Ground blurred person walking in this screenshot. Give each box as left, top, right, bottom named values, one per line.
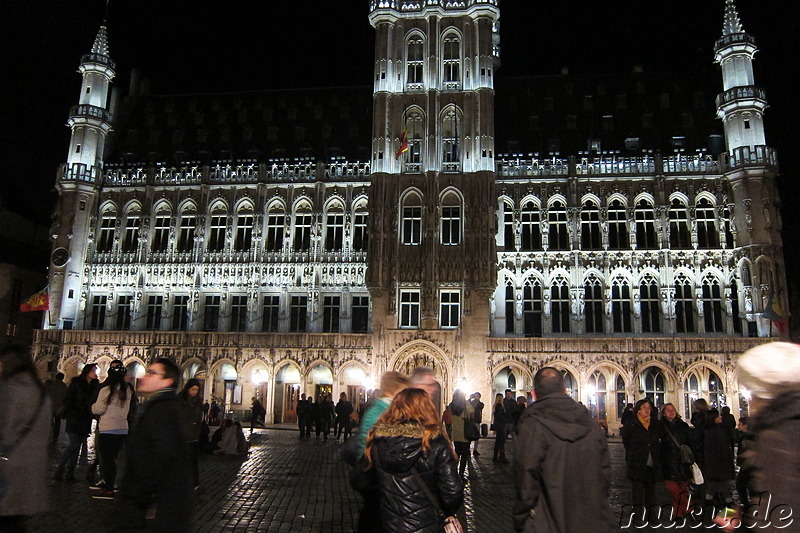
left=621, top=399, right=662, bottom=525
left=53, top=363, right=98, bottom=482
left=335, top=392, right=354, bottom=440
left=513, top=367, right=612, bottom=533
left=352, top=387, right=463, bottom=533
left=90, top=359, right=136, bottom=499
left=701, top=408, right=735, bottom=511
left=0, top=346, right=52, bottom=533
left=448, top=388, right=475, bottom=479
left=45, top=372, right=67, bottom=442
left=296, top=393, right=309, bottom=438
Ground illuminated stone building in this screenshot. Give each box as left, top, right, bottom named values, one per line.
left=36, top=0, right=784, bottom=432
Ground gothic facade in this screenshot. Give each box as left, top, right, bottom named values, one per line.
left=35, top=0, right=783, bottom=433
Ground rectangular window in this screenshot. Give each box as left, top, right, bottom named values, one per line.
left=116, top=295, right=132, bottom=330
left=146, top=295, right=163, bottom=331
left=230, top=295, right=248, bottom=332
left=584, top=283, right=604, bottom=333
left=151, top=215, right=171, bottom=252
left=172, top=295, right=189, bottom=331
left=177, top=215, right=196, bottom=253
left=402, top=207, right=422, bottom=245
left=702, top=284, right=724, bottom=333
left=640, top=283, right=661, bottom=333
left=669, top=203, right=691, bottom=249
left=521, top=208, right=541, bottom=251
left=208, top=215, right=226, bottom=252
left=551, top=284, right=570, bottom=334
left=352, top=296, right=369, bottom=333
left=439, top=291, right=460, bottom=328
left=90, top=295, right=107, bottom=329
left=322, top=296, right=341, bottom=333
left=122, top=217, right=140, bottom=253
left=262, top=295, right=280, bottom=332
left=505, top=285, right=515, bottom=335
left=353, top=214, right=368, bottom=252
left=635, top=208, right=657, bottom=249
left=611, top=284, right=632, bottom=333
left=293, top=214, right=312, bottom=251
left=290, top=295, right=308, bottom=332
left=675, top=284, right=695, bottom=333
left=266, top=214, right=285, bottom=251
left=523, top=285, right=542, bottom=337
left=399, top=290, right=420, bottom=328
left=548, top=207, right=569, bottom=251
left=203, top=295, right=221, bottom=332
left=503, top=207, right=515, bottom=251
left=325, top=214, right=344, bottom=251
left=95, top=216, right=115, bottom=253
left=441, top=207, right=460, bottom=245
left=234, top=215, right=253, bottom=252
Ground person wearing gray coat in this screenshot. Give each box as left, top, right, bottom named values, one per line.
left=0, top=346, right=52, bottom=532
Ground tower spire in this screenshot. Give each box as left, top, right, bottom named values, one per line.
left=90, top=24, right=110, bottom=57
left=722, top=0, right=743, bottom=36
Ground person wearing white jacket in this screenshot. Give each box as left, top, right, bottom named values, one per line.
left=91, top=360, right=136, bottom=500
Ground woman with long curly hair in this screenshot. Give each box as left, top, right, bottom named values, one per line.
left=352, top=387, right=463, bottom=533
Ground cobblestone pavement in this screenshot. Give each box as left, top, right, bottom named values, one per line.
left=28, top=428, right=710, bottom=532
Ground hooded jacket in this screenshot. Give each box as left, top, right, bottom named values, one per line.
left=351, top=422, right=463, bottom=533
left=513, top=394, right=612, bottom=533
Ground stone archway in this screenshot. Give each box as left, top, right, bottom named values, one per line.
left=391, top=341, right=450, bottom=412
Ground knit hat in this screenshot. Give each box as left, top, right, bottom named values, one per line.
left=737, top=342, right=800, bottom=400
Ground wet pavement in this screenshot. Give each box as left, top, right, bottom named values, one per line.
left=28, top=428, right=720, bottom=532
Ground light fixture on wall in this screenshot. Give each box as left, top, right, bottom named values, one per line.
left=252, top=369, right=266, bottom=386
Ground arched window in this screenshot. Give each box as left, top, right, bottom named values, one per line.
left=674, top=272, right=695, bottom=333
left=548, top=201, right=569, bottom=250
left=741, top=262, right=753, bottom=287
left=580, top=200, right=601, bottom=250
left=587, top=370, right=607, bottom=421
left=504, top=282, right=515, bottom=335
left=402, top=192, right=422, bottom=245
left=683, top=373, right=700, bottom=419
left=521, top=201, right=541, bottom=251
left=176, top=204, right=197, bottom=254
left=730, top=279, right=742, bottom=334
left=406, top=35, right=424, bottom=88
left=442, top=32, right=461, bottom=88
left=325, top=202, right=345, bottom=251
left=696, top=198, right=718, bottom=248
left=669, top=198, right=691, bottom=249
left=701, top=274, right=724, bottom=333
left=442, top=108, right=460, bottom=168
left=265, top=204, right=285, bottom=252
left=440, top=192, right=461, bottom=246
left=640, top=273, right=661, bottom=333
left=550, top=275, right=570, bottom=334
left=403, top=109, right=424, bottom=167
left=635, top=199, right=657, bottom=249
left=608, top=199, right=629, bottom=249
left=151, top=204, right=171, bottom=253
left=122, top=207, right=141, bottom=254
left=207, top=204, right=227, bottom=252
left=97, top=207, right=117, bottom=253
left=523, top=279, right=542, bottom=338
left=502, top=202, right=515, bottom=251
left=292, top=202, right=312, bottom=251
left=584, top=274, right=604, bottom=333
left=615, top=374, right=627, bottom=420
left=352, top=201, right=369, bottom=252
left=708, top=370, right=725, bottom=409
left=561, top=370, right=577, bottom=401
left=611, top=275, right=632, bottom=333
left=641, top=367, right=665, bottom=408
left=234, top=204, right=254, bottom=252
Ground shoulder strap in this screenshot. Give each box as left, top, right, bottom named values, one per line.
left=662, top=422, right=681, bottom=448
left=1, top=387, right=46, bottom=460
left=410, top=466, right=443, bottom=513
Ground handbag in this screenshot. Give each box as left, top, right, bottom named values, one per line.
left=409, top=466, right=464, bottom=533
left=663, top=423, right=694, bottom=464
left=463, top=416, right=480, bottom=442
left=690, top=462, right=704, bottom=485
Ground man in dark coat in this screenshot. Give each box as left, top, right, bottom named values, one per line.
left=296, top=393, right=309, bottom=438
left=54, top=364, right=98, bottom=481
left=119, top=358, right=192, bottom=533
left=46, top=372, right=68, bottom=442
left=334, top=392, right=354, bottom=439
left=513, top=367, right=612, bottom=533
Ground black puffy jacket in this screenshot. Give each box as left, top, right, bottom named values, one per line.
left=660, top=417, right=693, bottom=482
left=621, top=416, right=663, bottom=482
left=351, top=422, right=463, bottom=533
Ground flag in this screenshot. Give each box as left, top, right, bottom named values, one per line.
left=763, top=293, right=788, bottom=333
left=395, top=128, right=409, bottom=159
left=20, top=287, right=49, bottom=312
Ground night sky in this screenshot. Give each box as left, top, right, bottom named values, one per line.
left=2, top=0, right=798, bottom=229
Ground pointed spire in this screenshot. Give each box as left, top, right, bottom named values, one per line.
left=722, top=0, right=744, bottom=36
left=91, top=25, right=110, bottom=57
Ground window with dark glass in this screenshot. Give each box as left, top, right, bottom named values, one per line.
left=203, top=295, right=221, bottom=332
left=90, top=295, right=107, bottom=329
left=640, top=279, right=661, bottom=333
left=581, top=201, right=601, bottom=250
left=208, top=213, right=227, bottom=252
left=172, top=295, right=189, bottom=331
left=441, top=206, right=461, bottom=245
left=122, top=216, right=140, bottom=253
left=322, top=296, right=341, bottom=333
left=402, top=206, right=422, bottom=245
left=230, top=295, right=248, bottom=332
left=584, top=277, right=604, bottom=333
left=293, top=213, right=312, bottom=251
left=352, top=296, right=369, bottom=333
left=722, top=207, right=735, bottom=248
left=325, top=213, right=344, bottom=251
left=551, top=281, right=570, bottom=334
left=440, top=291, right=460, bottom=328
left=521, top=202, right=541, bottom=250
left=442, top=34, right=461, bottom=85
left=505, top=284, right=515, bottom=335
left=730, top=280, right=742, bottom=334
left=261, top=295, right=280, bottom=332
left=400, top=290, right=420, bottom=328
left=266, top=213, right=285, bottom=251
left=503, top=204, right=515, bottom=251
left=674, top=278, right=695, bottom=333
left=696, top=198, right=718, bottom=248
left=234, top=214, right=253, bottom=252
left=702, top=278, right=724, bottom=333
left=97, top=214, right=116, bottom=253
left=642, top=367, right=666, bottom=408
left=151, top=215, right=170, bottom=252
left=523, top=283, right=542, bottom=337
left=116, top=295, right=132, bottom=330
left=611, top=279, right=632, bottom=333
left=607, top=200, right=628, bottom=249
left=635, top=200, right=657, bottom=249
left=548, top=202, right=569, bottom=250
left=353, top=213, right=368, bottom=252
left=146, top=295, right=163, bottom=330
left=442, top=109, right=460, bottom=164
left=669, top=199, right=691, bottom=249
left=177, top=215, right=196, bottom=253
left=406, top=37, right=424, bottom=86
left=289, top=295, right=308, bottom=332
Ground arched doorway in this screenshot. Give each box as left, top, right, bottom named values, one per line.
left=310, top=364, right=334, bottom=401
left=274, top=363, right=301, bottom=423
left=392, top=344, right=447, bottom=413
left=216, top=363, right=239, bottom=418
left=182, top=361, right=206, bottom=397
left=640, top=366, right=666, bottom=408
left=341, top=365, right=369, bottom=418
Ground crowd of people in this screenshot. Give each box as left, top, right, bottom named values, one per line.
left=2, top=341, right=800, bottom=532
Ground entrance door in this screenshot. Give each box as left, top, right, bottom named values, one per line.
left=283, top=384, right=300, bottom=424
left=347, top=385, right=366, bottom=422
left=315, top=384, right=332, bottom=400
